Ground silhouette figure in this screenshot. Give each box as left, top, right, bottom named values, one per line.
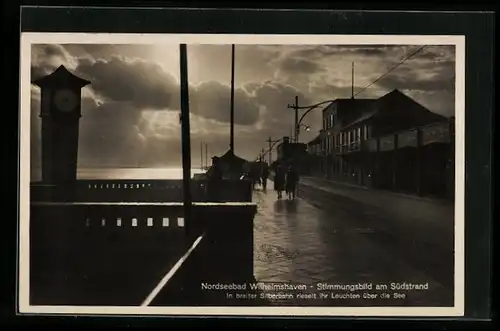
left=261, top=162, right=269, bottom=190
left=285, top=164, right=299, bottom=200
left=274, top=165, right=286, bottom=199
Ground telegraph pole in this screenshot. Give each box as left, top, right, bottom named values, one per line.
left=205, top=143, right=208, bottom=168
left=351, top=62, right=355, bottom=99
left=200, top=141, right=203, bottom=170
left=268, top=137, right=272, bottom=164
left=287, top=95, right=299, bottom=143
left=266, top=136, right=281, bottom=165
left=230, top=44, right=235, bottom=152
left=179, top=44, right=192, bottom=237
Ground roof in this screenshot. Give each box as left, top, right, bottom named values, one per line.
left=217, top=149, right=248, bottom=165
left=341, top=109, right=378, bottom=130
left=322, top=98, right=374, bottom=113
left=32, top=65, right=91, bottom=88
left=340, top=89, right=447, bottom=130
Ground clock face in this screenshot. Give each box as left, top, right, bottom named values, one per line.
left=54, top=89, right=78, bottom=112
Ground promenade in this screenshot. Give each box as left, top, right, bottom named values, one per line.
left=299, top=176, right=454, bottom=250
left=251, top=179, right=454, bottom=307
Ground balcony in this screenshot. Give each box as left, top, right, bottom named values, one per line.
left=335, top=141, right=362, bottom=155
left=361, top=120, right=453, bottom=153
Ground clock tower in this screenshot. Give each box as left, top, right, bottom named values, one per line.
left=32, top=65, right=91, bottom=186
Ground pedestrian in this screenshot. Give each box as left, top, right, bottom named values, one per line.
left=249, top=163, right=257, bottom=189
left=285, top=164, right=299, bottom=200
left=274, top=164, right=286, bottom=199
left=261, top=162, right=269, bottom=190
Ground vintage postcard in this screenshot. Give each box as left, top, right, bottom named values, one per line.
left=18, top=33, right=465, bottom=316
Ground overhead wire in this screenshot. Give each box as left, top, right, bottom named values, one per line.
left=257, top=45, right=431, bottom=159
left=354, top=45, right=428, bottom=97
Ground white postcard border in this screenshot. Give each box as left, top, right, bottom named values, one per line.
left=18, top=32, right=466, bottom=317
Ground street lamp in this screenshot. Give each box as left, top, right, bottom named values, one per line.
left=299, top=123, right=311, bottom=132
left=288, top=98, right=337, bottom=143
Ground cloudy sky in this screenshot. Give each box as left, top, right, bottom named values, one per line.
left=30, top=43, right=455, bottom=174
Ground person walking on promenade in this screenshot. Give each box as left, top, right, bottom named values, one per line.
left=261, top=162, right=270, bottom=190
left=274, top=164, right=286, bottom=199
left=285, top=164, right=299, bottom=200
left=250, top=163, right=261, bottom=190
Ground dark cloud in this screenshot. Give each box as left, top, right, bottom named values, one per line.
left=188, top=44, right=281, bottom=84
left=31, top=44, right=72, bottom=80
left=252, top=81, right=312, bottom=132
left=32, top=44, right=69, bottom=62
left=190, top=81, right=260, bottom=125
left=376, top=61, right=455, bottom=93
left=377, top=73, right=455, bottom=93
left=64, top=44, right=155, bottom=59
left=76, top=100, right=150, bottom=167
left=309, top=83, right=374, bottom=99
left=75, top=56, right=180, bottom=110
left=416, top=45, right=455, bottom=62
left=292, top=45, right=408, bottom=59
left=279, top=57, right=322, bottom=75
left=29, top=43, right=457, bottom=173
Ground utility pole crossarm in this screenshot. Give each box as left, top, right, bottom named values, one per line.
left=288, top=98, right=337, bottom=143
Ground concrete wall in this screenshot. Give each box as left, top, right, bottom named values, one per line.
left=29, top=202, right=257, bottom=306
left=149, top=204, right=260, bottom=306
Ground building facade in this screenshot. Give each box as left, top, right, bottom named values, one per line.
left=306, top=134, right=322, bottom=176
left=310, top=89, right=454, bottom=200
left=275, top=136, right=308, bottom=173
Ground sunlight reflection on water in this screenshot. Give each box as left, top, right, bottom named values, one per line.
left=31, top=168, right=204, bottom=181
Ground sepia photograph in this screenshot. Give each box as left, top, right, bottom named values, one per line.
left=18, top=33, right=465, bottom=316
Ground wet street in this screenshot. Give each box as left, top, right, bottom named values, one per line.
left=252, top=179, right=454, bottom=307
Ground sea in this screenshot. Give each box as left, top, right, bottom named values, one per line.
left=30, top=168, right=205, bottom=181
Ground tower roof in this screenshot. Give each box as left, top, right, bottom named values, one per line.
left=32, top=65, right=91, bottom=88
